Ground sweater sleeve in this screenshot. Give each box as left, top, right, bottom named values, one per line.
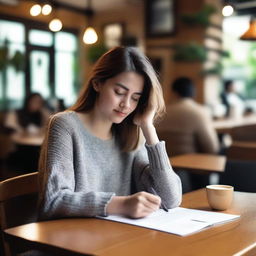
left=132, top=141, right=182, bottom=209
left=38, top=114, right=114, bottom=220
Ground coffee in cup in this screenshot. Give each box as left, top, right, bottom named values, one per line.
left=206, top=185, right=234, bottom=211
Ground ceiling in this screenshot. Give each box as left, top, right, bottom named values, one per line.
left=46, top=0, right=256, bottom=15
left=1, top=0, right=256, bottom=16
left=55, top=0, right=129, bottom=12
left=0, top=0, right=140, bottom=13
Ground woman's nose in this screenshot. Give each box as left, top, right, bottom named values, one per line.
left=120, top=97, right=130, bottom=109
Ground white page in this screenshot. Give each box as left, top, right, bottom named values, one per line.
left=98, top=207, right=240, bottom=236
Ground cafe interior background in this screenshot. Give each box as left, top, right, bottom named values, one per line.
left=0, top=0, right=256, bottom=181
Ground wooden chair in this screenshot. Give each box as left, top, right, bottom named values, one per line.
left=227, top=141, right=256, bottom=161
left=230, top=124, right=256, bottom=142
left=219, top=160, right=256, bottom=192
left=0, top=172, right=39, bottom=256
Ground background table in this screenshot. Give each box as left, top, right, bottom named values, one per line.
left=4, top=189, right=256, bottom=256
left=170, top=153, right=226, bottom=174
left=213, top=114, right=256, bottom=134
left=11, top=133, right=44, bottom=146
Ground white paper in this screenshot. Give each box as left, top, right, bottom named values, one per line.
left=98, top=207, right=240, bottom=236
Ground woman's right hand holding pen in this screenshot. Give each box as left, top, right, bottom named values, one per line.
left=106, top=192, right=161, bottom=218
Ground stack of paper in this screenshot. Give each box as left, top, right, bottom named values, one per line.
left=98, top=207, right=240, bottom=236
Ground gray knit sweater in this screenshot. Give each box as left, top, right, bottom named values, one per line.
left=38, top=111, right=182, bottom=220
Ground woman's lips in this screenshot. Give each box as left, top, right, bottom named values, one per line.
left=114, top=110, right=128, bottom=117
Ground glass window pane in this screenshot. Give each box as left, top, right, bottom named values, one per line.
left=0, top=19, right=25, bottom=44
left=29, top=29, right=53, bottom=47
left=6, top=43, right=25, bottom=106
left=0, top=20, right=25, bottom=109
left=55, top=52, right=76, bottom=106
left=223, top=15, right=256, bottom=98
left=30, top=50, right=50, bottom=98
left=6, top=68, right=25, bottom=108
left=55, top=32, right=77, bottom=52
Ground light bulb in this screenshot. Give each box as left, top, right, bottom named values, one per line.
left=30, top=4, right=41, bottom=16
left=83, top=27, right=98, bottom=44
left=42, top=4, right=52, bottom=15
left=222, top=5, right=234, bottom=17
left=49, top=18, right=63, bottom=32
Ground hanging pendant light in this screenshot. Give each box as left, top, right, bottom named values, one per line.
left=30, top=3, right=41, bottom=16
left=49, top=2, right=62, bottom=32
left=83, top=27, right=98, bottom=44
left=49, top=18, right=62, bottom=32
left=42, top=3, right=52, bottom=16
left=83, top=0, right=98, bottom=44
left=222, top=5, right=234, bottom=17
left=30, top=1, right=52, bottom=17
left=240, top=19, right=256, bottom=41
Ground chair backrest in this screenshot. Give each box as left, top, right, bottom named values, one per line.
left=227, top=141, right=256, bottom=161
left=157, top=130, right=195, bottom=157
left=230, top=124, right=256, bottom=142
left=0, top=172, right=39, bottom=255
left=219, top=160, right=256, bottom=192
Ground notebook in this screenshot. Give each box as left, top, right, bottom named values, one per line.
left=98, top=207, right=240, bottom=236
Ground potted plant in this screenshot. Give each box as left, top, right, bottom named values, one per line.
left=172, top=42, right=207, bottom=62
left=181, top=4, right=217, bottom=27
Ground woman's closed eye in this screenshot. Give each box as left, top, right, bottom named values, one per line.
left=114, top=88, right=141, bottom=102
left=132, top=95, right=141, bottom=102
left=114, top=89, right=126, bottom=96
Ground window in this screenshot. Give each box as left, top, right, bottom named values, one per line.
left=0, top=20, right=25, bottom=109
left=223, top=16, right=256, bottom=99
left=55, top=32, right=77, bottom=106
left=29, top=29, right=53, bottom=47
left=0, top=18, right=79, bottom=110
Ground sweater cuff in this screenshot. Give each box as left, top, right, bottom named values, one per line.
left=97, top=192, right=115, bottom=217
left=145, top=141, right=171, bottom=171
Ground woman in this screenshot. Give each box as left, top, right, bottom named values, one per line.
left=38, top=46, right=182, bottom=220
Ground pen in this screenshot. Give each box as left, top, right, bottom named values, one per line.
left=149, top=187, right=169, bottom=212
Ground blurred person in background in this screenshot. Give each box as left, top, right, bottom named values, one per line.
left=157, top=77, right=220, bottom=191
left=220, top=80, right=253, bottom=118
left=4, top=93, right=50, bottom=172
left=5, top=92, right=50, bottom=136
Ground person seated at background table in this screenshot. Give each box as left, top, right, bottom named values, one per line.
left=158, top=77, right=219, bottom=155
left=4, top=93, right=50, bottom=172
left=5, top=92, right=50, bottom=136
left=157, top=77, right=220, bottom=191
left=220, top=80, right=252, bottom=118
left=38, top=46, right=182, bottom=220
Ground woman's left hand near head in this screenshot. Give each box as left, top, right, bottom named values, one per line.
left=133, top=93, right=157, bottom=129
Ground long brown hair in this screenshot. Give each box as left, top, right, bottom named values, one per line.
left=69, top=46, right=165, bottom=151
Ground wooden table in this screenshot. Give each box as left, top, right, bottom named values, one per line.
left=11, top=133, right=44, bottom=146
left=4, top=189, right=256, bottom=256
left=213, top=114, right=256, bottom=134
left=170, top=153, right=226, bottom=174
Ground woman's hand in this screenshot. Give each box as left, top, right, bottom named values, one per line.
left=133, top=93, right=160, bottom=145
left=133, top=94, right=157, bottom=129
left=106, top=192, right=161, bottom=218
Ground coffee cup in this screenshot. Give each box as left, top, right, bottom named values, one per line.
left=206, top=185, right=234, bottom=211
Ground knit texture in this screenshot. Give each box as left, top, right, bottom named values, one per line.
left=38, top=111, right=182, bottom=219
